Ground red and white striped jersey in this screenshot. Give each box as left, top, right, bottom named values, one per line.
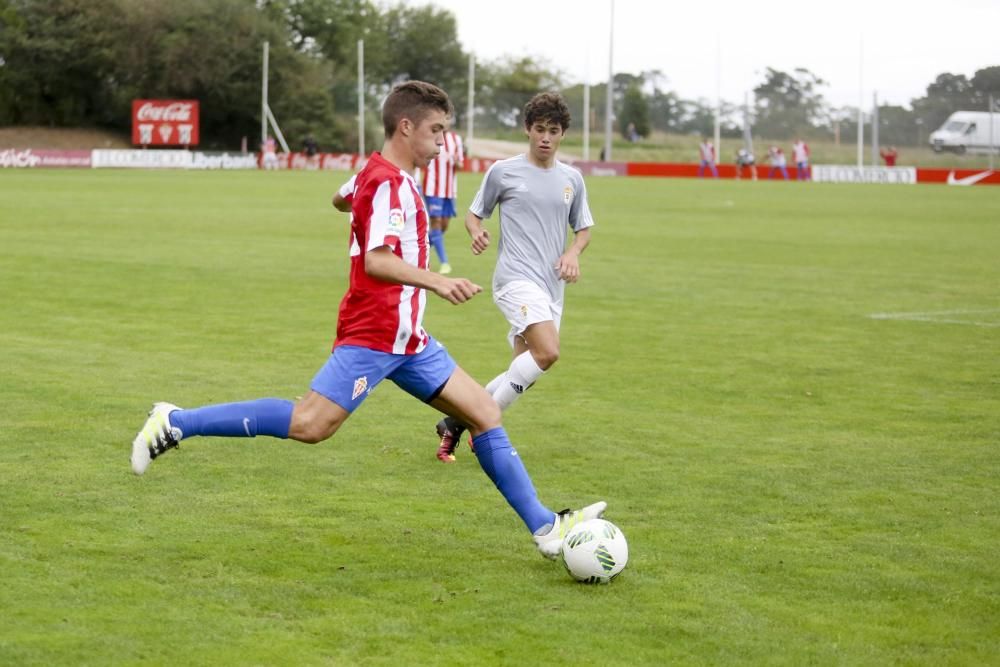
left=335, top=152, right=431, bottom=354
left=793, top=141, right=810, bottom=163
left=421, top=131, right=464, bottom=199
left=699, top=141, right=715, bottom=162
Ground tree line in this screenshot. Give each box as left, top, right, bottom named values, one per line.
left=1, top=0, right=997, bottom=151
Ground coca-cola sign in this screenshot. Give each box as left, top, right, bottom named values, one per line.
left=131, top=99, right=200, bottom=146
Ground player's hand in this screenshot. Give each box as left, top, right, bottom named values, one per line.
left=556, top=253, right=581, bottom=283
left=470, top=228, right=490, bottom=255
left=434, top=277, right=482, bottom=305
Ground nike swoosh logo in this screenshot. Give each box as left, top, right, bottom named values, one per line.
left=946, top=170, right=994, bottom=186
left=243, top=417, right=252, bottom=436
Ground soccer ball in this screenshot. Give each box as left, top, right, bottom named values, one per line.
left=560, top=518, right=629, bottom=584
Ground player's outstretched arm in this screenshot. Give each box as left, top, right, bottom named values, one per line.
left=365, top=247, right=482, bottom=305
left=556, top=228, right=591, bottom=283
left=465, top=212, right=490, bottom=255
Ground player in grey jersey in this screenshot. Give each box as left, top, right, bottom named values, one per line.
left=435, top=91, right=594, bottom=461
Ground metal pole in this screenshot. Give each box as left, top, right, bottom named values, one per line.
left=871, top=91, right=879, bottom=166
left=266, top=105, right=290, bottom=153
left=603, top=0, right=614, bottom=162
left=261, top=41, right=269, bottom=148
left=857, top=36, right=864, bottom=169
left=714, top=36, right=721, bottom=163
left=357, top=40, right=365, bottom=157
left=467, top=54, right=475, bottom=151
left=583, top=47, right=590, bottom=161
left=743, top=91, right=753, bottom=155
left=990, top=94, right=995, bottom=171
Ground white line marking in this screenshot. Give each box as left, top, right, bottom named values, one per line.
left=869, top=309, right=1000, bottom=328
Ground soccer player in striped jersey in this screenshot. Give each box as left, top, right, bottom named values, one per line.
left=130, top=81, right=605, bottom=559
left=697, top=138, right=719, bottom=178
left=421, top=130, right=464, bottom=274
left=434, top=91, right=594, bottom=462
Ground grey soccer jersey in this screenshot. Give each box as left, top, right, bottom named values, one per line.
left=469, top=154, right=594, bottom=301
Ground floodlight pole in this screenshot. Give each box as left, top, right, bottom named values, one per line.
left=990, top=95, right=995, bottom=170
left=603, top=0, right=614, bottom=162
left=358, top=40, right=365, bottom=158
left=857, top=36, right=864, bottom=170
left=743, top=91, right=753, bottom=155
left=467, top=54, right=475, bottom=151
left=871, top=91, right=879, bottom=166
left=714, top=36, right=721, bottom=164
left=583, top=48, right=590, bottom=161
left=261, top=41, right=269, bottom=148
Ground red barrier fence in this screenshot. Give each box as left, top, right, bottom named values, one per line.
left=915, top=167, right=1000, bottom=186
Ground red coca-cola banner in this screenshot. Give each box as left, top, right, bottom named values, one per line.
left=131, top=99, right=199, bottom=146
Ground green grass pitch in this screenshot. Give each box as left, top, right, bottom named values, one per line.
left=1, top=168, right=998, bottom=664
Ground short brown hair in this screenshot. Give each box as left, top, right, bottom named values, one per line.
left=523, top=92, right=570, bottom=131
left=382, top=81, right=453, bottom=138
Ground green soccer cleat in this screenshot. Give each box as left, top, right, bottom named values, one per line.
left=131, top=402, right=182, bottom=475
left=532, top=501, right=608, bottom=560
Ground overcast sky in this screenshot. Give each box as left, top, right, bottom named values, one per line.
left=406, top=0, right=1000, bottom=110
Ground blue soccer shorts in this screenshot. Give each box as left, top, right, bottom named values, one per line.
left=309, top=336, right=457, bottom=412
left=424, top=196, right=457, bottom=218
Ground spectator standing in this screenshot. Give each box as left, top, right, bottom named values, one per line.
left=735, top=148, right=757, bottom=181
left=261, top=136, right=278, bottom=170
left=697, top=138, right=719, bottom=178
left=792, top=139, right=810, bottom=180
left=766, top=146, right=790, bottom=180
left=880, top=146, right=899, bottom=166
left=304, top=133, right=319, bottom=168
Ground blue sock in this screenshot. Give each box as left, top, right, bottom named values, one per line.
left=169, top=398, right=294, bottom=440
left=429, top=228, right=448, bottom=264
left=472, top=427, right=555, bottom=533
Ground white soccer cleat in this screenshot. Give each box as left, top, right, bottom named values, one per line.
left=533, top=501, right=607, bottom=560
left=131, top=402, right=183, bottom=475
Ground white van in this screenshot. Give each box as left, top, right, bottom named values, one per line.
left=929, top=111, right=1000, bottom=154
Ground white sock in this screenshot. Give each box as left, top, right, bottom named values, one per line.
left=491, top=351, right=545, bottom=410
left=484, top=372, right=506, bottom=396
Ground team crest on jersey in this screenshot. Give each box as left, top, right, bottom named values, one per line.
left=563, top=186, right=574, bottom=204
left=388, top=208, right=405, bottom=233
left=352, top=376, right=369, bottom=400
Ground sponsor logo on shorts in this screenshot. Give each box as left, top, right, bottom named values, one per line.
left=352, top=376, right=369, bottom=400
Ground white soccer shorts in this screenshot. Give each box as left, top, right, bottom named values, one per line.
left=493, top=280, right=563, bottom=348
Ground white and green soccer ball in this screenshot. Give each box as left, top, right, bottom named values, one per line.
left=560, top=518, right=629, bottom=584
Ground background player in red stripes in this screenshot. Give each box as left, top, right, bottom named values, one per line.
left=421, top=129, right=464, bottom=274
